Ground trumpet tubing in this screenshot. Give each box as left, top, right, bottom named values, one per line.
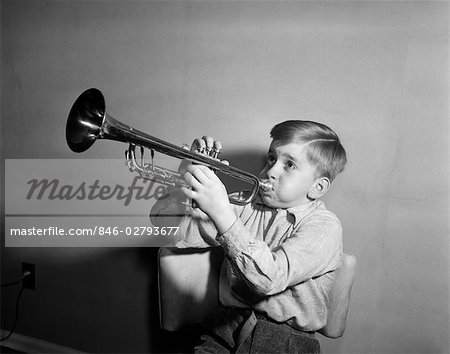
left=66, top=88, right=271, bottom=205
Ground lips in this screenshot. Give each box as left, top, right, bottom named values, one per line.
left=260, top=185, right=275, bottom=195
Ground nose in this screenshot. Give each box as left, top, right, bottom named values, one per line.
left=264, top=162, right=280, bottom=180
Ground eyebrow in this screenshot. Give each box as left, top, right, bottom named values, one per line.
left=268, top=148, right=299, bottom=163
left=283, top=153, right=299, bottom=162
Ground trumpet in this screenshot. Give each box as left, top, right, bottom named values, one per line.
left=66, top=88, right=272, bottom=205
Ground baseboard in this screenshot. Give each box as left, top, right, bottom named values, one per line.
left=0, top=330, right=86, bottom=353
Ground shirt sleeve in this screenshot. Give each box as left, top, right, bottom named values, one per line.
left=216, top=211, right=343, bottom=296
left=174, top=206, right=220, bottom=248
left=174, top=192, right=246, bottom=248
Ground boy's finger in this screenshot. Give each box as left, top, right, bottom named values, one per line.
left=212, top=141, right=222, bottom=158
left=203, top=165, right=217, bottom=179
left=192, top=138, right=206, bottom=152
left=180, top=187, right=199, bottom=204
left=191, top=164, right=217, bottom=180
left=183, top=171, right=203, bottom=190
left=202, top=136, right=214, bottom=154
left=186, top=164, right=214, bottom=184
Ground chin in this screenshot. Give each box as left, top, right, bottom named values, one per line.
left=260, top=194, right=308, bottom=209
left=260, top=194, right=284, bottom=208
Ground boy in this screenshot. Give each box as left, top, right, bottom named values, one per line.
left=152, top=120, right=347, bottom=353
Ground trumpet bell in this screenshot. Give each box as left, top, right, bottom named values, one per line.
left=66, top=88, right=106, bottom=153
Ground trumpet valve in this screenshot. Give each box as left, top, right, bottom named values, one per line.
left=212, top=141, right=222, bottom=159
left=212, top=149, right=221, bottom=159
left=125, top=149, right=135, bottom=172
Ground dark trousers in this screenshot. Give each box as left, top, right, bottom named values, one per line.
left=194, top=305, right=321, bottom=354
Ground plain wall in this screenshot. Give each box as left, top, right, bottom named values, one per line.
left=1, top=1, right=448, bottom=353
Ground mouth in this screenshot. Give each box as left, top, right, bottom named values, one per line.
left=259, top=188, right=278, bottom=207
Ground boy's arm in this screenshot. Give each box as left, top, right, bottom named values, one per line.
left=217, top=211, right=342, bottom=296
left=181, top=164, right=342, bottom=296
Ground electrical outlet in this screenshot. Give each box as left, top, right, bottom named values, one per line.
left=22, top=262, right=36, bottom=290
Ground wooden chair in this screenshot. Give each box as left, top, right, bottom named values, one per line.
left=158, top=247, right=356, bottom=338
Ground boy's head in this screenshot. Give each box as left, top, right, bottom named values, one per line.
left=270, top=120, right=347, bottom=182
left=259, top=120, right=347, bottom=208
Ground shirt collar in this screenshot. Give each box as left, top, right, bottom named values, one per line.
left=254, top=195, right=322, bottom=223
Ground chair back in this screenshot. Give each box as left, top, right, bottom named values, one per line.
left=158, top=247, right=223, bottom=331
left=318, top=253, right=357, bottom=338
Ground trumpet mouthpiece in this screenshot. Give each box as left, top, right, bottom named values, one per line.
left=259, top=180, right=273, bottom=191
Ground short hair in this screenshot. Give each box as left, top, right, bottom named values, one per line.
left=270, top=120, right=347, bottom=182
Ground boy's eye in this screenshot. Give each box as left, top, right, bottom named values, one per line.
left=267, top=155, right=276, bottom=165
left=286, top=161, right=296, bottom=170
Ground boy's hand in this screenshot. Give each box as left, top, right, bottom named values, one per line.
left=179, top=136, right=228, bottom=174
left=182, top=164, right=227, bottom=212
left=181, top=164, right=236, bottom=233
left=191, top=136, right=223, bottom=158
left=180, top=136, right=236, bottom=233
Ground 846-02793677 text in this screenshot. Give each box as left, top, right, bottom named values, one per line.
left=9, top=226, right=180, bottom=237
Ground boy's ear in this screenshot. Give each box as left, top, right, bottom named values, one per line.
left=308, top=177, right=331, bottom=199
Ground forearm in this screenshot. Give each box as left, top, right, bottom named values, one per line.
left=216, top=217, right=291, bottom=296
left=208, top=204, right=238, bottom=235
